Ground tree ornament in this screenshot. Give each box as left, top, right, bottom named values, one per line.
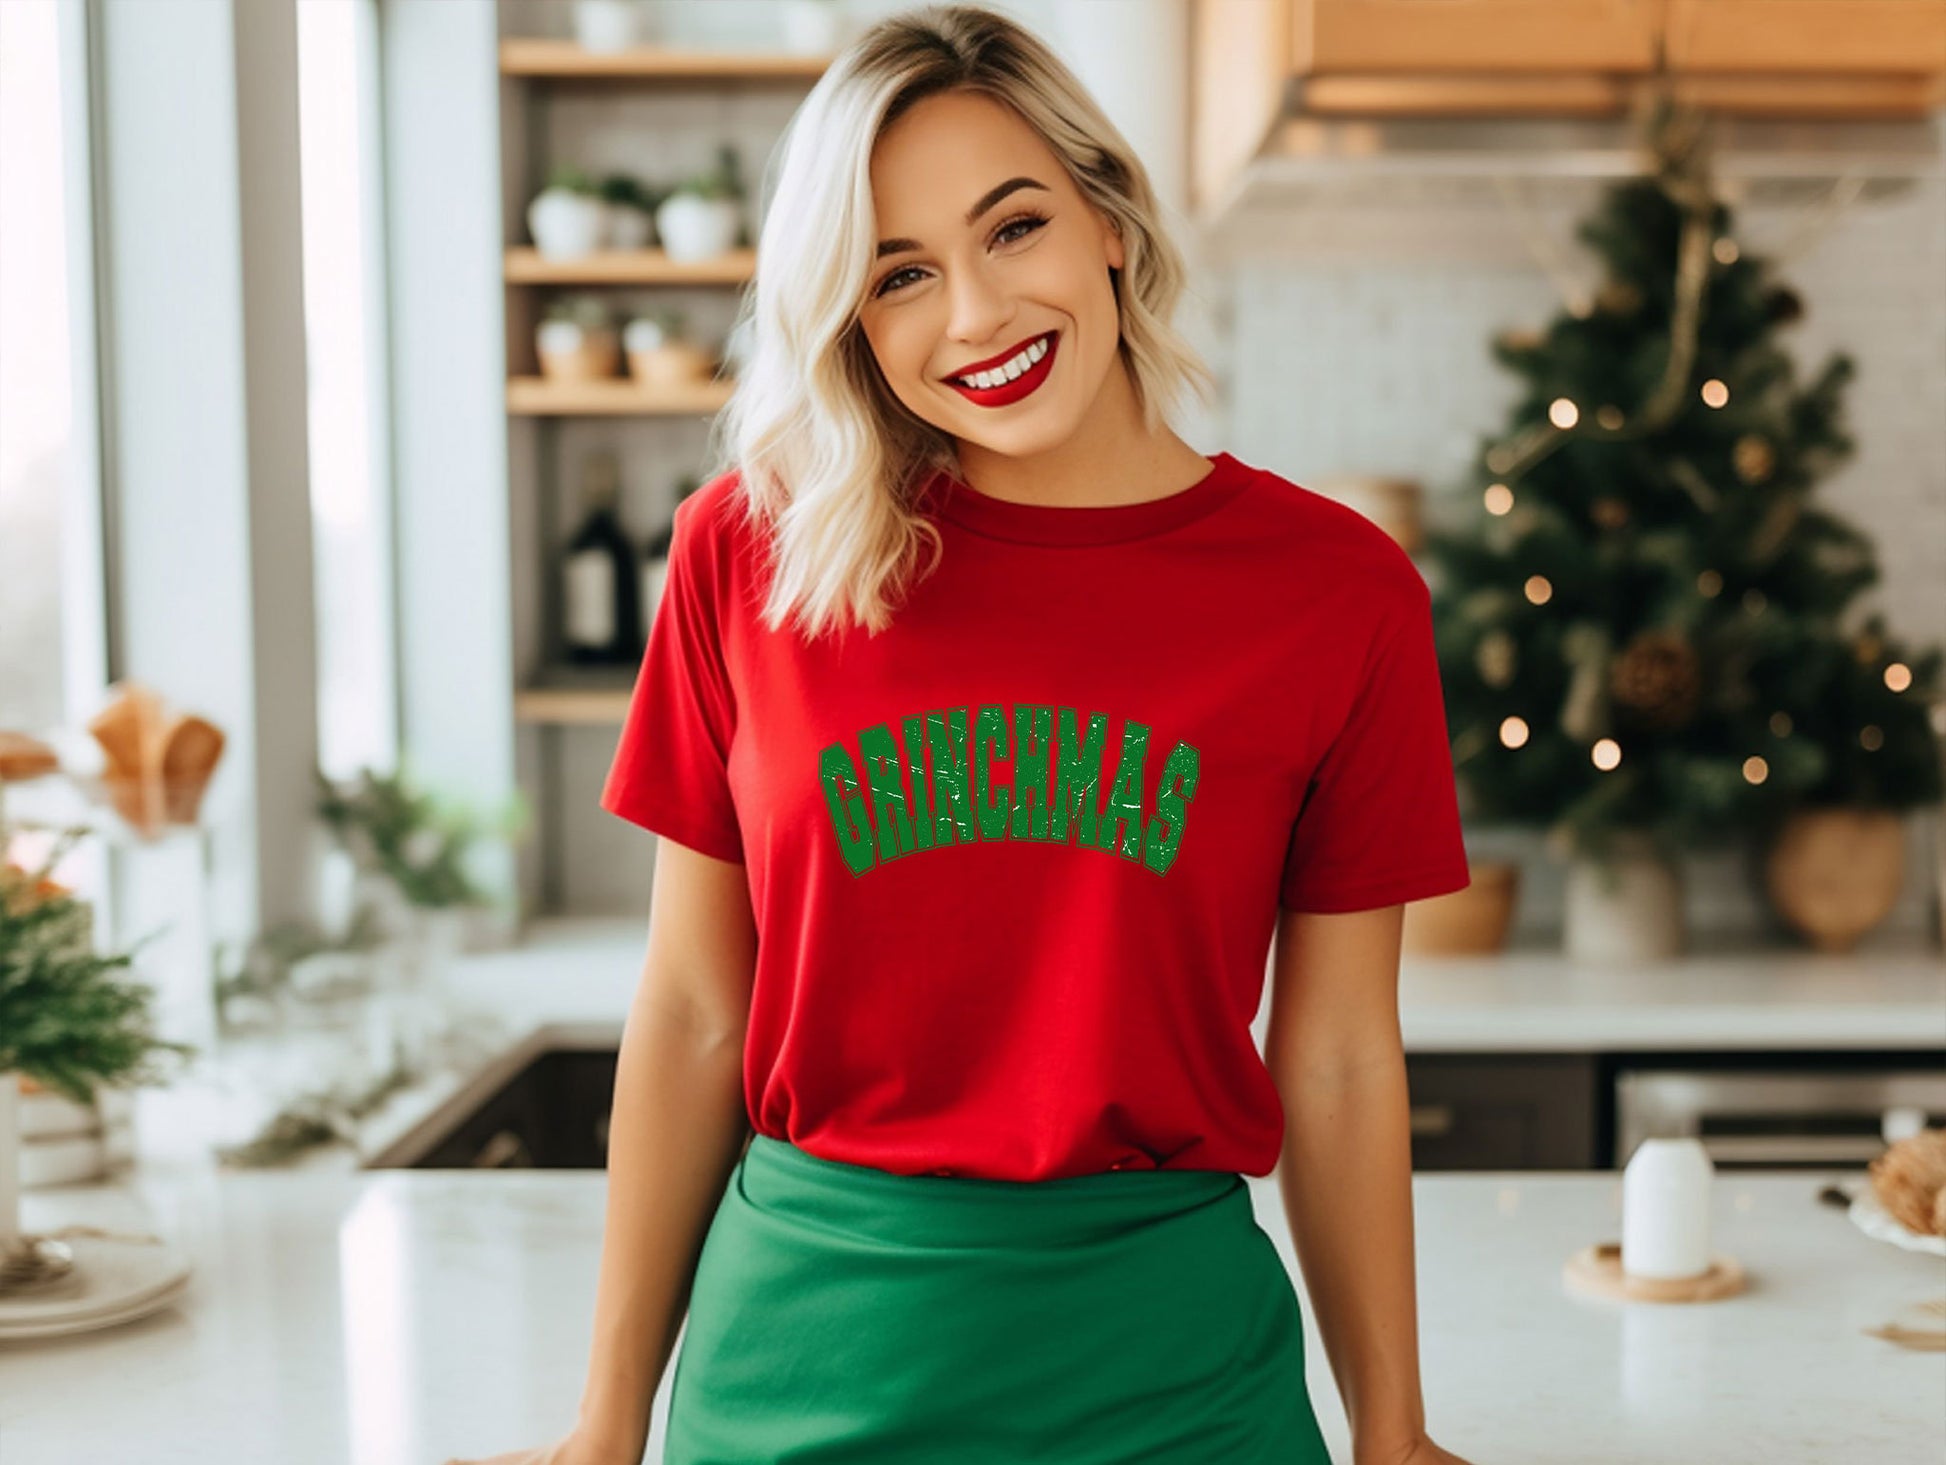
left=1609, top=630, right=1702, bottom=730
left=1591, top=497, right=1630, bottom=530
left=1733, top=434, right=1775, bottom=484
left=1595, top=279, right=1642, bottom=316
left=1475, top=630, right=1518, bottom=688
left=1766, top=285, right=1804, bottom=324
left=1559, top=624, right=1613, bottom=742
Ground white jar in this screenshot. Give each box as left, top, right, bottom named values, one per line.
left=572, top=0, right=642, bottom=54
left=1621, top=1136, right=1714, bottom=1280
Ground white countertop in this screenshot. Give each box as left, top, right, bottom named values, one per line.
left=2, top=1154, right=1942, bottom=1463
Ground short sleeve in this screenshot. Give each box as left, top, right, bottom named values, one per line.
left=599, top=493, right=744, bottom=862
left=1279, top=578, right=1470, bottom=913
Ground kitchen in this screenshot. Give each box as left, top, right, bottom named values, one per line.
left=2, top=1, right=1944, bottom=1462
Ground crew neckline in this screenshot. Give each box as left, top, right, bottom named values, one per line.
left=924, top=451, right=1252, bottom=547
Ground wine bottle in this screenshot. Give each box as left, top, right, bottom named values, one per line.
left=562, top=453, right=642, bottom=666
left=639, top=475, right=700, bottom=644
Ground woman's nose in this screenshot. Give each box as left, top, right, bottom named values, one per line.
left=943, top=264, right=1014, bottom=346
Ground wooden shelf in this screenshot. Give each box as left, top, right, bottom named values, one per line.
left=499, top=39, right=832, bottom=80
left=506, top=375, right=734, bottom=416
left=515, top=686, right=633, bottom=725
left=506, top=245, right=756, bottom=285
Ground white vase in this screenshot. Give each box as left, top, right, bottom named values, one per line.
left=1564, top=834, right=1686, bottom=963
left=527, top=187, right=607, bottom=260
left=572, top=0, right=642, bottom=53
left=0, top=1072, right=21, bottom=1244
left=779, top=0, right=843, bottom=54
left=655, top=193, right=741, bottom=263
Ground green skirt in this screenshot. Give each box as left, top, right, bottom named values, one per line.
left=664, top=1134, right=1333, bottom=1464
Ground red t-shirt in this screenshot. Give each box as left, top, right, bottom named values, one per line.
left=600, top=450, right=1470, bottom=1181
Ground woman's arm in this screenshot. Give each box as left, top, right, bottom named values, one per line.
left=1265, top=902, right=1456, bottom=1465
left=572, top=838, right=758, bottom=1460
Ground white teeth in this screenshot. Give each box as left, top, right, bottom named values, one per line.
left=957, top=334, right=1049, bottom=388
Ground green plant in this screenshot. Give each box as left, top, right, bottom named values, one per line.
left=544, top=164, right=600, bottom=195
left=0, top=823, right=195, bottom=1106
left=599, top=173, right=654, bottom=210
left=671, top=144, right=745, bottom=202
left=544, top=294, right=612, bottom=330
left=313, top=765, right=523, bottom=911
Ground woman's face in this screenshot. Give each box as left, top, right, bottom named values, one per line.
left=854, top=88, right=1126, bottom=459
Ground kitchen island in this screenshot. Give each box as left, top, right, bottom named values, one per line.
left=1, top=1147, right=1941, bottom=1463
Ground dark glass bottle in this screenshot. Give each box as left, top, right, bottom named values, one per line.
left=562, top=453, right=641, bottom=666
left=638, top=475, right=700, bottom=644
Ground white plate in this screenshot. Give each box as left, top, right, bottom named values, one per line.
left=0, top=1234, right=194, bottom=1328
left=1850, top=1187, right=1946, bottom=1256
left=0, top=1273, right=190, bottom=1341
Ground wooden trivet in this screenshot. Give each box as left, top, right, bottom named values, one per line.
left=1563, top=1241, right=1746, bottom=1303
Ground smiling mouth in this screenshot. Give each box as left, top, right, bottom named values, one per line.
left=941, top=330, right=1058, bottom=387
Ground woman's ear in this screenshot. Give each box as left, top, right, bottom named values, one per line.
left=1104, top=215, right=1125, bottom=272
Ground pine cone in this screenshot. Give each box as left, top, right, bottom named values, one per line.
left=1609, top=630, right=1701, bottom=729
left=1869, top=1128, right=1946, bottom=1237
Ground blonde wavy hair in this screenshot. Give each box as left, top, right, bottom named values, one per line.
left=705, top=2, right=1216, bottom=641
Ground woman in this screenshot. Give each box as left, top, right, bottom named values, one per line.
left=455, top=6, right=1475, bottom=1464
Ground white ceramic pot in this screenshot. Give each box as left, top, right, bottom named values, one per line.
left=779, top=0, right=843, bottom=55
left=528, top=187, right=607, bottom=260
left=537, top=320, right=620, bottom=381
left=655, top=192, right=741, bottom=263
left=572, top=0, right=641, bottom=54
left=1563, top=833, right=1686, bottom=963
left=606, top=202, right=654, bottom=250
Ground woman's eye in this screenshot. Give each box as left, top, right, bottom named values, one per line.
left=870, top=213, right=1048, bottom=299
left=993, top=212, right=1047, bottom=245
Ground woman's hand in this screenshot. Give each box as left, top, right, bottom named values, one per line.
left=442, top=1426, right=639, bottom=1465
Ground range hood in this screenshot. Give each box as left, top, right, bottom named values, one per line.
left=1196, top=107, right=1943, bottom=259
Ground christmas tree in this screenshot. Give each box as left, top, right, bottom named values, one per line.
left=1423, top=90, right=1944, bottom=867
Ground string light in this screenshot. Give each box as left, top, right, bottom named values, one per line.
left=1592, top=738, right=1622, bottom=770
left=1524, top=575, right=1553, bottom=605
left=1885, top=662, right=1912, bottom=692
left=1769, top=711, right=1792, bottom=737
left=1742, top=756, right=1768, bottom=784
left=1697, top=569, right=1722, bottom=597
left=1500, top=716, right=1530, bottom=748
left=1860, top=725, right=1884, bottom=751
left=1484, top=482, right=1515, bottom=515
left=1742, top=588, right=1767, bottom=615
left=1548, top=398, right=1580, bottom=429
left=1712, top=238, right=1740, bottom=265
left=1701, top=379, right=1730, bottom=408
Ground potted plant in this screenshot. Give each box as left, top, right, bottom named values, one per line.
left=313, top=765, right=523, bottom=965
left=623, top=307, right=714, bottom=388
left=537, top=294, right=619, bottom=382
left=1, top=823, right=195, bottom=1284
left=655, top=146, right=745, bottom=264
left=600, top=173, right=659, bottom=251
left=527, top=165, right=608, bottom=261
left=572, top=0, right=646, bottom=55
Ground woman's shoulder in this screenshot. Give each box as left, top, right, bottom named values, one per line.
left=1221, top=452, right=1429, bottom=605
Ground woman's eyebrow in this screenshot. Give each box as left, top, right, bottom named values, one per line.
left=874, top=176, right=1050, bottom=259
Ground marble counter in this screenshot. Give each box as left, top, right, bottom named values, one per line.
left=1, top=1155, right=1941, bottom=1463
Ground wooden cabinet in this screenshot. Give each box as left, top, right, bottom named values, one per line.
left=1192, top=0, right=1946, bottom=209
